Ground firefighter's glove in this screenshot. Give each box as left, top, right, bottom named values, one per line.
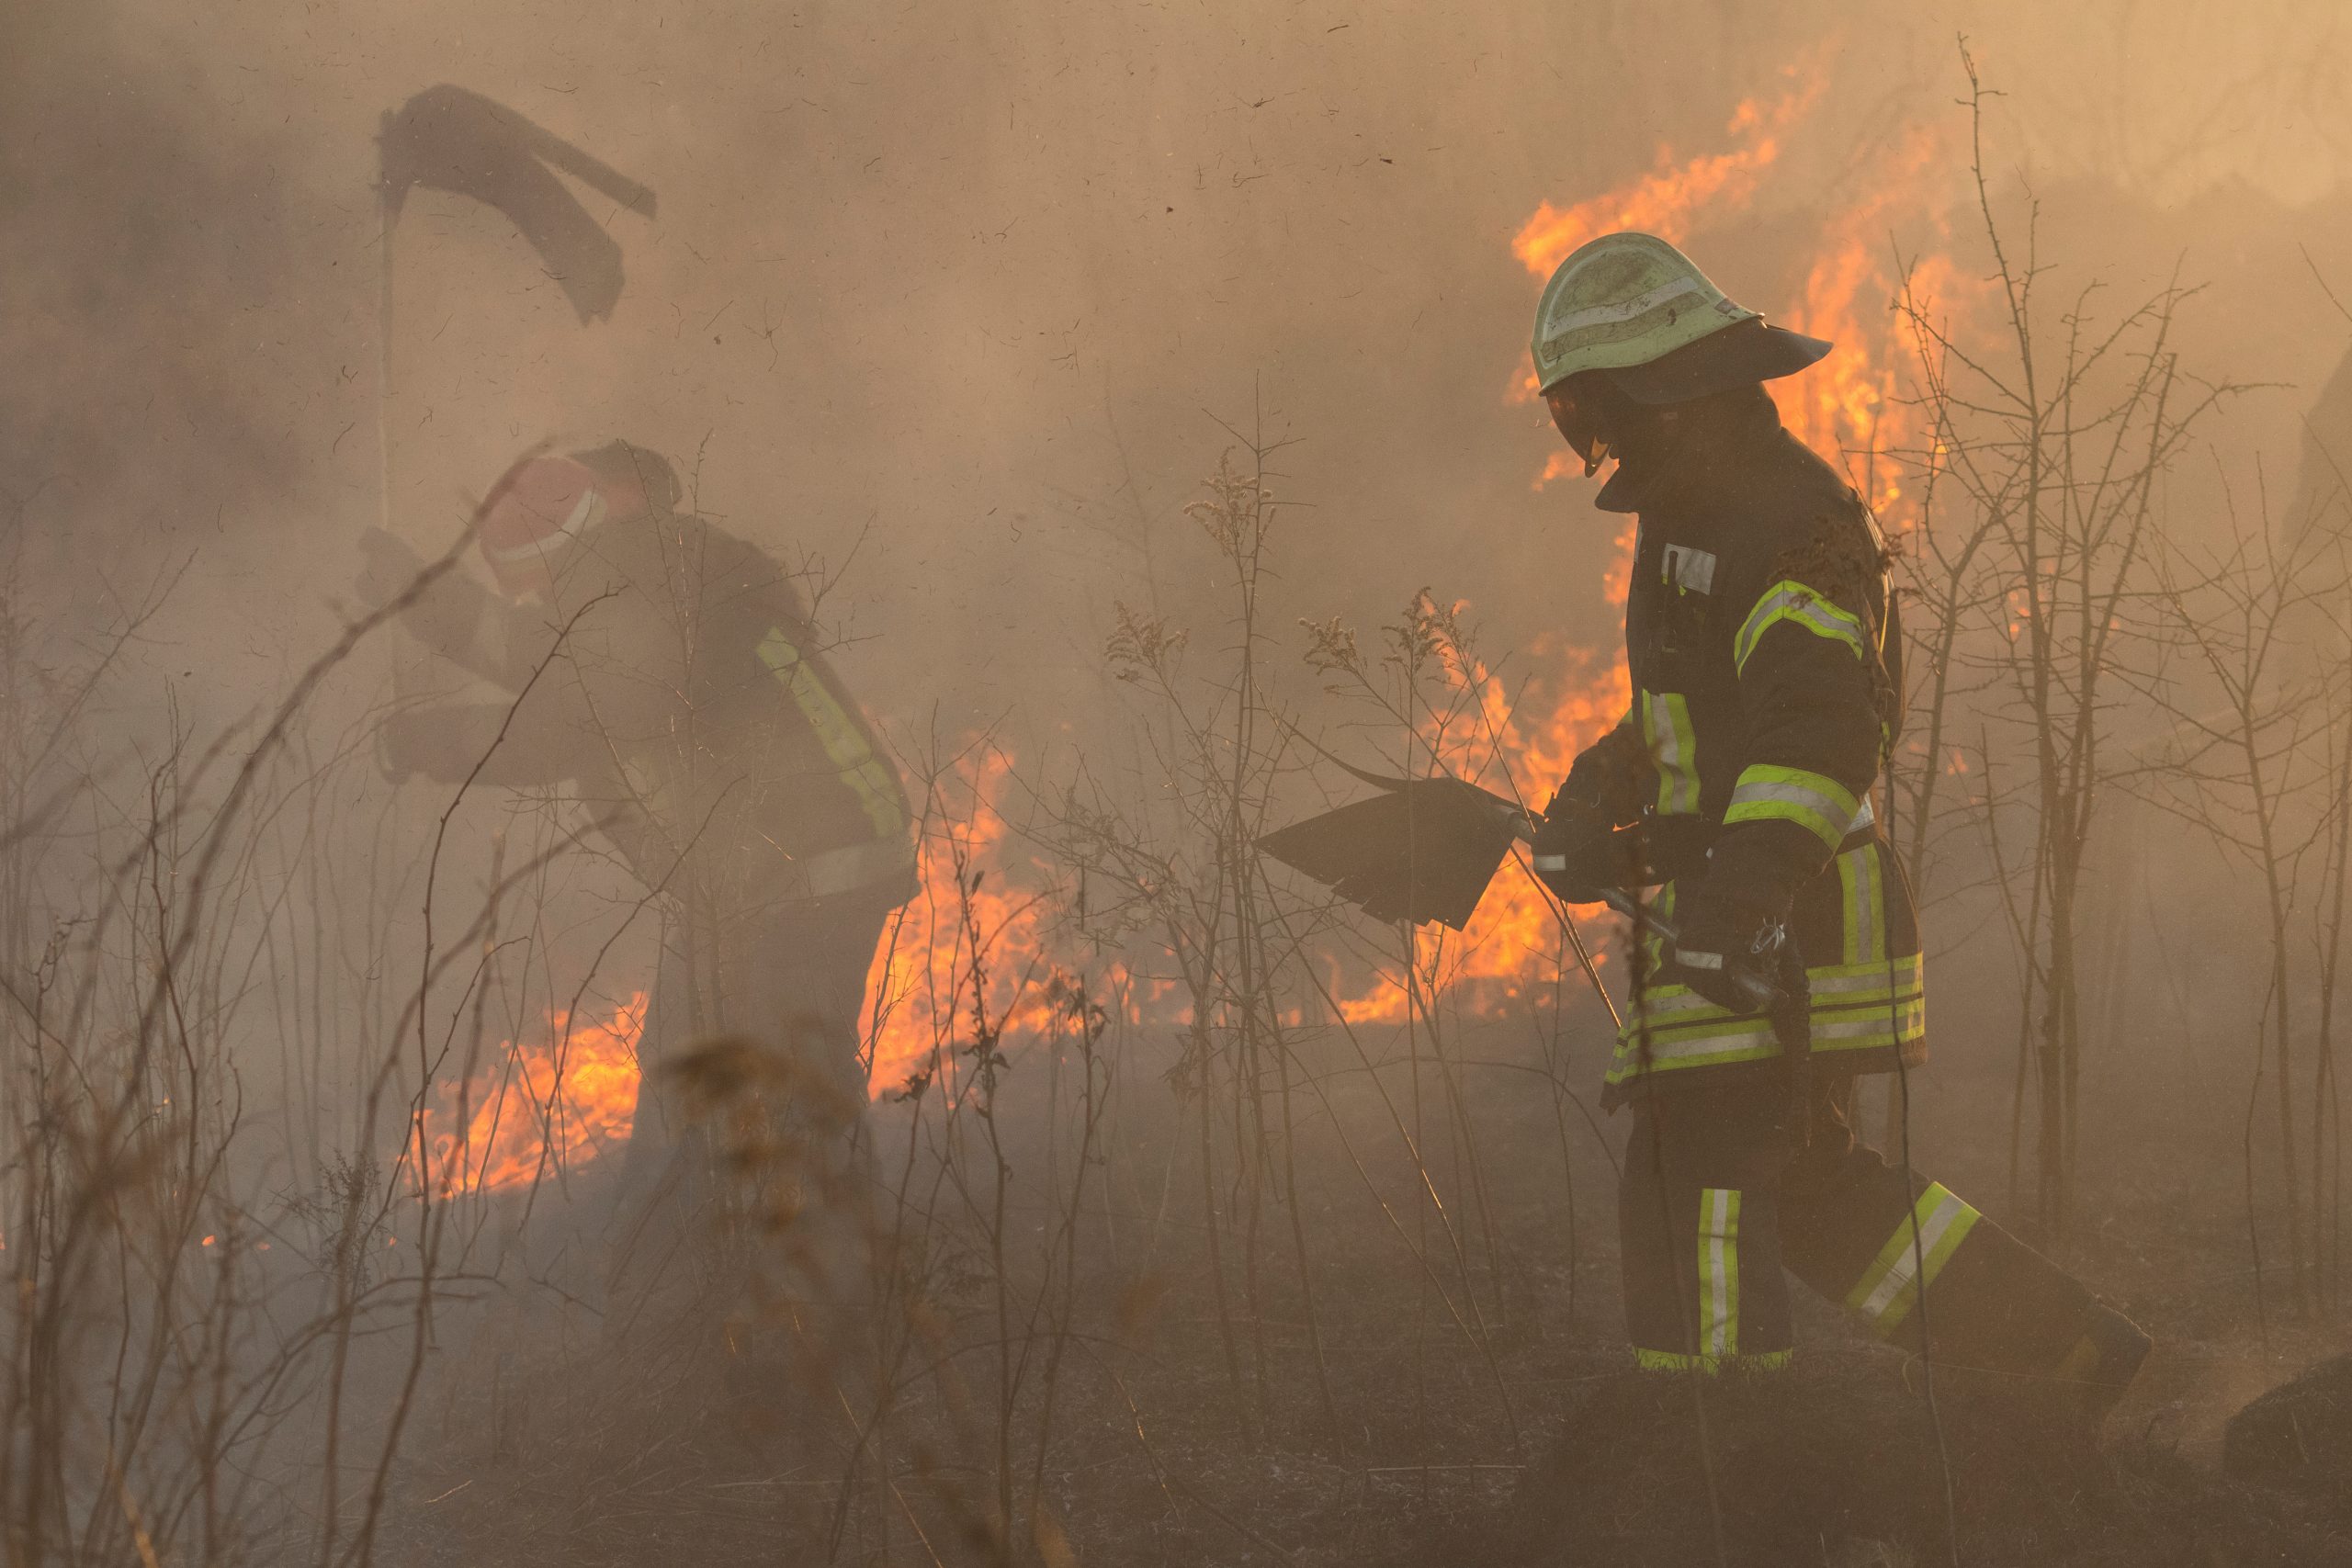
left=1668, top=883, right=1792, bottom=1014
left=354, top=527, right=428, bottom=615
left=1530, top=792, right=1643, bottom=905
left=1560, top=725, right=1652, bottom=828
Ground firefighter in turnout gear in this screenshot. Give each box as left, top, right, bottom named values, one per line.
left=1525, top=233, right=2150, bottom=1420
left=354, top=441, right=914, bottom=1334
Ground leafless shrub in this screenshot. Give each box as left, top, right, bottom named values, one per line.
left=1886, top=48, right=2236, bottom=1237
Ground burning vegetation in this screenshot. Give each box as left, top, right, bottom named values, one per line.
left=415, top=992, right=649, bottom=1196
left=9, top=8, right=2352, bottom=1568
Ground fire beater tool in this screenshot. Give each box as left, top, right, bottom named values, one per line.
left=1256, top=763, right=1790, bottom=1015
left=368, top=87, right=660, bottom=764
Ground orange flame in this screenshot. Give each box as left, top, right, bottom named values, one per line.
left=1768, top=124, right=1974, bottom=523
left=861, top=750, right=1079, bottom=1098
left=414, top=84, right=1978, bottom=1157
left=418, top=991, right=649, bottom=1196
left=1509, top=75, right=1826, bottom=419
left=1505, top=66, right=1977, bottom=539
left=1510, top=80, right=1823, bottom=283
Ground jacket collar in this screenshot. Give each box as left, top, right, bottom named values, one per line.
left=1590, top=386, right=1786, bottom=515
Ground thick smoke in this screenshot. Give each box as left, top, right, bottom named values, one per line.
left=7, top=0, right=2352, bottom=1561
left=5, top=1, right=2347, bottom=747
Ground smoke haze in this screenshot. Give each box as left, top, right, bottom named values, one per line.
left=9, top=2, right=2352, bottom=1562
left=11, top=0, right=2343, bottom=739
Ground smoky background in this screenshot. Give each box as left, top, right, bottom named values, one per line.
left=6, top=0, right=2352, bottom=1563
left=3, top=0, right=2341, bottom=1187
left=13, top=0, right=2346, bottom=717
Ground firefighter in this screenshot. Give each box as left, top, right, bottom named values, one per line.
left=1522, top=233, right=2149, bottom=1422
left=353, top=441, right=914, bottom=1325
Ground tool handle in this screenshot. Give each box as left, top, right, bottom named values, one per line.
left=1597, top=887, right=1675, bottom=946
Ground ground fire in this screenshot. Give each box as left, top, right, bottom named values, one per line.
left=416, top=992, right=649, bottom=1196
left=11, top=8, right=2352, bottom=1568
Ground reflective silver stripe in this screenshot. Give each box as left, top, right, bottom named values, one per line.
left=1725, top=773, right=1857, bottom=829
left=1635, top=1005, right=1924, bottom=1053
left=1630, top=969, right=1924, bottom=1016
left=1607, top=1045, right=1780, bottom=1091
left=1637, top=986, right=1748, bottom=1018
left=1848, top=1184, right=1983, bottom=1334
left=1635, top=960, right=1923, bottom=1012
left=1810, top=1008, right=1924, bottom=1044
left=1734, top=581, right=1868, bottom=672
left=1611, top=958, right=1926, bottom=1080
left=1633, top=1021, right=1779, bottom=1060
left=1532, top=853, right=1569, bottom=872
left=1724, top=763, right=1860, bottom=852
left=1809, top=960, right=1921, bottom=996
left=1543, top=275, right=1705, bottom=340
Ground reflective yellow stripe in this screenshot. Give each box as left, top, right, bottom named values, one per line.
left=756, top=627, right=908, bottom=840
left=1724, top=763, right=1860, bottom=850
left=1700, top=1188, right=1741, bottom=1361
left=1606, top=954, right=1926, bottom=1085
left=1624, top=881, right=1690, bottom=996
left=1640, top=691, right=1701, bottom=815
left=1734, top=580, right=1868, bottom=673
left=1838, top=844, right=1884, bottom=965
left=1633, top=1347, right=1792, bottom=1375
left=1611, top=1012, right=1781, bottom=1077
left=1845, top=1182, right=1982, bottom=1337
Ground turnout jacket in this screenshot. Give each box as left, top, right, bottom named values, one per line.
left=396, top=505, right=915, bottom=919
left=1577, top=389, right=1924, bottom=1107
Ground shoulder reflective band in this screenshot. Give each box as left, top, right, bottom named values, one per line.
left=1734, top=579, right=1869, bottom=675
left=1845, top=1182, right=1982, bottom=1338
left=1700, top=1188, right=1741, bottom=1362
left=756, top=627, right=909, bottom=840
left=1639, top=690, right=1701, bottom=815
left=1724, top=762, right=1860, bottom=851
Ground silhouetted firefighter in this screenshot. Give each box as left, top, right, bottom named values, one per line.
left=354, top=442, right=914, bottom=1325
left=1522, top=233, right=2148, bottom=1419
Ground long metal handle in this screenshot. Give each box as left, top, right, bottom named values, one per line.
left=1598, top=887, right=1677, bottom=946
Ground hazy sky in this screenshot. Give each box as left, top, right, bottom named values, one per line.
left=5, top=0, right=2347, bottom=772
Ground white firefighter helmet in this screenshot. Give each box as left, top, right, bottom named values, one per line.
left=1530, top=231, right=1829, bottom=402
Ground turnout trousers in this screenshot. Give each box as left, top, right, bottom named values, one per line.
left=605, top=880, right=902, bottom=1345
left=1620, top=1075, right=2105, bottom=1379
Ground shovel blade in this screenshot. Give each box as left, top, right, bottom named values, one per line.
left=1257, top=778, right=1520, bottom=930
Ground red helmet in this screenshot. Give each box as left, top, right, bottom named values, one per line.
left=475, top=455, right=605, bottom=592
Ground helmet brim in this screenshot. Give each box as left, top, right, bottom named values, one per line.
left=1605, top=320, right=1833, bottom=406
